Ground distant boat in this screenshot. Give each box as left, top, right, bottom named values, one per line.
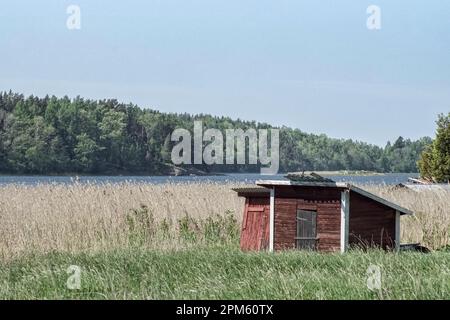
left=407, top=177, right=431, bottom=185
left=70, top=176, right=80, bottom=183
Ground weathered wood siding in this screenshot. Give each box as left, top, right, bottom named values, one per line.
left=274, top=186, right=342, bottom=252
left=349, top=191, right=396, bottom=250
left=240, top=197, right=270, bottom=251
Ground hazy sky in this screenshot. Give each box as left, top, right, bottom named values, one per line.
left=1, top=1, right=449, bottom=146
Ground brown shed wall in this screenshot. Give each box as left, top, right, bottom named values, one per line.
left=349, top=191, right=396, bottom=249
left=274, top=186, right=342, bottom=252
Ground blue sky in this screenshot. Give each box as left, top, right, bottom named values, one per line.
left=0, top=1, right=449, bottom=146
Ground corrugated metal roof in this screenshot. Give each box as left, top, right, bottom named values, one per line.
left=399, top=184, right=450, bottom=192
left=256, top=180, right=347, bottom=188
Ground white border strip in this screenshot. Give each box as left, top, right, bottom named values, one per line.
left=269, top=187, right=275, bottom=252
left=395, top=210, right=400, bottom=251
left=340, top=190, right=350, bottom=253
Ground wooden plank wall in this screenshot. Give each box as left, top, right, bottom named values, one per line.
left=240, top=197, right=270, bottom=251
left=349, top=191, right=396, bottom=250
left=274, top=186, right=342, bottom=252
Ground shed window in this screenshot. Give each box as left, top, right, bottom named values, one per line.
left=296, top=210, right=317, bottom=250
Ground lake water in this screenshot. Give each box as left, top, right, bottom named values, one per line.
left=0, top=173, right=417, bottom=186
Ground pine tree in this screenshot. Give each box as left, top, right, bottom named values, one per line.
left=418, top=113, right=450, bottom=183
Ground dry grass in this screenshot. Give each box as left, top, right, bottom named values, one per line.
left=0, top=182, right=448, bottom=261
left=0, top=182, right=244, bottom=260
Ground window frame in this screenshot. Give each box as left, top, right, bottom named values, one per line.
left=295, top=209, right=318, bottom=250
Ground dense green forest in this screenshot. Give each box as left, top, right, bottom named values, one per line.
left=0, top=91, right=431, bottom=175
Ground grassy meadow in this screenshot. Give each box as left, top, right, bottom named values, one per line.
left=1, top=248, right=449, bottom=299
left=0, top=182, right=449, bottom=299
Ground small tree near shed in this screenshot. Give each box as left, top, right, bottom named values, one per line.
left=419, top=113, right=450, bottom=183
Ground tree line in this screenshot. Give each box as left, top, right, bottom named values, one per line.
left=0, top=91, right=432, bottom=175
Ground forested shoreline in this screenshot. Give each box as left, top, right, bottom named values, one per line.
left=0, top=91, right=431, bottom=175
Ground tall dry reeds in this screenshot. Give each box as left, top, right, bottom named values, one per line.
left=0, top=182, right=448, bottom=260
left=0, top=182, right=244, bottom=260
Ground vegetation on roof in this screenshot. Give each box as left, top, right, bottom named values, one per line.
left=284, top=172, right=335, bottom=183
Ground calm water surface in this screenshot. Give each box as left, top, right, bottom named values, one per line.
left=0, top=173, right=417, bottom=186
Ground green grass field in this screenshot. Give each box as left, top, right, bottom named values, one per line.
left=0, top=183, right=448, bottom=300
left=1, top=247, right=449, bottom=299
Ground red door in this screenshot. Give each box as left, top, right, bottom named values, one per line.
left=240, top=200, right=270, bottom=251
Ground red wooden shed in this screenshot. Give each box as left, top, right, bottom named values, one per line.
left=233, top=174, right=413, bottom=253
